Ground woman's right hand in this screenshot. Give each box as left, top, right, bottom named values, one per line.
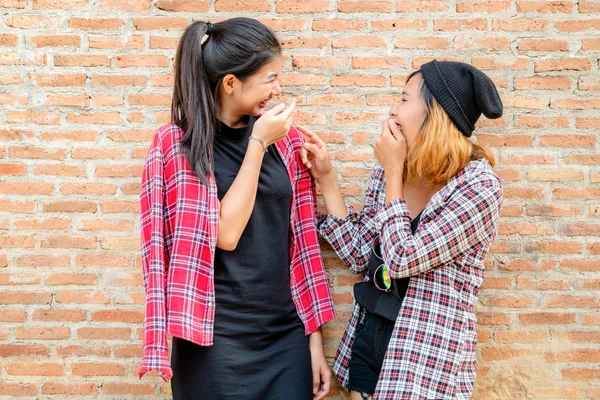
left=251, top=98, right=297, bottom=146
left=297, top=125, right=334, bottom=181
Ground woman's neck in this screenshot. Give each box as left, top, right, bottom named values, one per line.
left=218, top=107, right=247, bottom=129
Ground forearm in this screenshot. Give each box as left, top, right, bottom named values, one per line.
left=309, top=327, right=324, bottom=351
left=319, top=172, right=347, bottom=219
left=384, top=167, right=405, bottom=204
left=217, top=140, right=265, bottom=250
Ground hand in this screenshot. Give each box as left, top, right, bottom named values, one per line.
left=297, top=125, right=334, bottom=181
left=374, top=118, right=407, bottom=174
left=310, top=345, right=331, bottom=400
left=251, top=98, right=297, bottom=146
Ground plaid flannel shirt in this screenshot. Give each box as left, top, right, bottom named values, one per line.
left=139, top=123, right=336, bottom=381
left=319, top=158, right=503, bottom=399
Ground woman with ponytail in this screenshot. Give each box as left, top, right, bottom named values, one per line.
left=300, top=60, right=504, bottom=399
left=139, top=18, right=334, bottom=400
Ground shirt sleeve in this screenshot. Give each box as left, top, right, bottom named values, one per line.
left=375, top=177, right=503, bottom=279
left=290, top=127, right=336, bottom=333
left=138, top=132, right=173, bottom=381
left=317, top=165, right=384, bottom=273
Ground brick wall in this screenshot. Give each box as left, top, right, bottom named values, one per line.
left=1, top=0, right=599, bottom=398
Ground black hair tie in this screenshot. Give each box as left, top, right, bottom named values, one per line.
left=206, top=21, right=213, bottom=35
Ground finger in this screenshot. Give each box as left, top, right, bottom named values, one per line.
left=299, top=147, right=309, bottom=165
left=299, top=125, right=326, bottom=148
left=297, top=125, right=315, bottom=139
left=312, top=365, right=320, bottom=395
left=388, top=119, right=401, bottom=140
left=265, top=102, right=286, bottom=116
left=281, top=98, right=297, bottom=119
left=320, top=369, right=331, bottom=398
left=302, top=142, right=322, bottom=156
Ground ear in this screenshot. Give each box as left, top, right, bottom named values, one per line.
left=221, top=74, right=237, bottom=95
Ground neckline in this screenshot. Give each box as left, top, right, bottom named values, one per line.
left=216, top=116, right=253, bottom=142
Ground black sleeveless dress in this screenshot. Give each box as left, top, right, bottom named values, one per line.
left=170, top=116, right=312, bottom=400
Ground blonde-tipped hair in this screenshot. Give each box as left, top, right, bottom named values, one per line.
left=404, top=77, right=495, bottom=187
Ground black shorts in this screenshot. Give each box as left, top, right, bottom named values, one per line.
left=347, top=310, right=395, bottom=397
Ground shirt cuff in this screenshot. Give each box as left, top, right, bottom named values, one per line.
left=138, top=349, right=173, bottom=382
left=316, top=205, right=356, bottom=236
left=374, top=198, right=411, bottom=231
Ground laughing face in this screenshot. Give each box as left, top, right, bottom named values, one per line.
left=388, top=72, right=428, bottom=150
left=233, top=56, right=283, bottom=117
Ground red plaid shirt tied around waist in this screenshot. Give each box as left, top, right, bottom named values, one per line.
left=139, top=123, right=335, bottom=381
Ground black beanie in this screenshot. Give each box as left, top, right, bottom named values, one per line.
left=420, top=60, right=503, bottom=138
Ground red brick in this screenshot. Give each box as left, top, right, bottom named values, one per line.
left=520, top=312, right=575, bottom=324
left=535, top=58, right=591, bottom=72
left=292, top=56, right=348, bottom=69
left=55, top=54, right=110, bottom=66
left=98, top=0, right=150, bottom=10
left=102, top=382, right=156, bottom=395
left=331, top=75, right=385, bottom=87
left=338, top=0, right=392, bottom=12
left=398, top=0, right=449, bottom=11
left=333, top=36, right=386, bottom=48
left=396, top=36, right=450, bottom=49
left=0, top=383, right=37, bottom=396
left=15, top=327, right=70, bottom=339
left=115, top=54, right=169, bottom=68
left=371, top=18, right=427, bottom=31
left=33, top=0, right=87, bottom=8
left=89, top=36, right=144, bottom=49
left=275, top=0, right=329, bottom=12
left=78, top=327, right=131, bottom=340
left=492, top=19, right=548, bottom=31
left=434, top=18, right=487, bottom=31
left=72, top=362, right=125, bottom=376
left=352, top=56, right=405, bottom=69
left=517, top=0, right=574, bottom=12
left=42, top=383, right=98, bottom=395
left=547, top=350, right=600, bottom=363
left=69, top=17, right=124, bottom=30
left=6, top=15, right=60, bottom=28
left=30, top=35, right=80, bottom=47
left=133, top=17, right=188, bottom=30
left=312, top=19, right=366, bottom=31
left=56, top=291, right=109, bottom=304
left=7, top=362, right=63, bottom=376
left=518, top=39, right=569, bottom=51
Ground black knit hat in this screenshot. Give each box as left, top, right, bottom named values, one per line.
left=420, top=60, right=503, bottom=137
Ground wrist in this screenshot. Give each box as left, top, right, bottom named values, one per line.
left=309, top=329, right=323, bottom=350
left=249, top=135, right=268, bottom=153
left=319, top=169, right=337, bottom=185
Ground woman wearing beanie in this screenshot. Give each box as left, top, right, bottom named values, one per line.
left=299, top=60, right=504, bottom=399
left=139, top=19, right=334, bottom=399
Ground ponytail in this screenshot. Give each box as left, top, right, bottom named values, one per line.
left=172, top=21, right=214, bottom=185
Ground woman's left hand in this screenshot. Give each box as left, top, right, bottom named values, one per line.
left=374, top=118, right=407, bottom=174
left=310, top=346, right=331, bottom=400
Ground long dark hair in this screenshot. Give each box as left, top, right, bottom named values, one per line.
left=172, top=18, right=281, bottom=184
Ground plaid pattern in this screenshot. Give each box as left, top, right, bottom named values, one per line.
left=319, top=158, right=503, bottom=399
left=139, top=123, right=335, bottom=381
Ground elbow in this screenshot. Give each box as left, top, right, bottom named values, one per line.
left=216, top=233, right=240, bottom=252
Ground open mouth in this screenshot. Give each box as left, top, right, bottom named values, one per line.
left=259, top=98, right=272, bottom=109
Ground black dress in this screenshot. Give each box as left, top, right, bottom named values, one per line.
left=171, top=116, right=312, bottom=400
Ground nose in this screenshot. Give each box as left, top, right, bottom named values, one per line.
left=389, top=103, right=399, bottom=117
left=272, top=80, right=281, bottom=96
